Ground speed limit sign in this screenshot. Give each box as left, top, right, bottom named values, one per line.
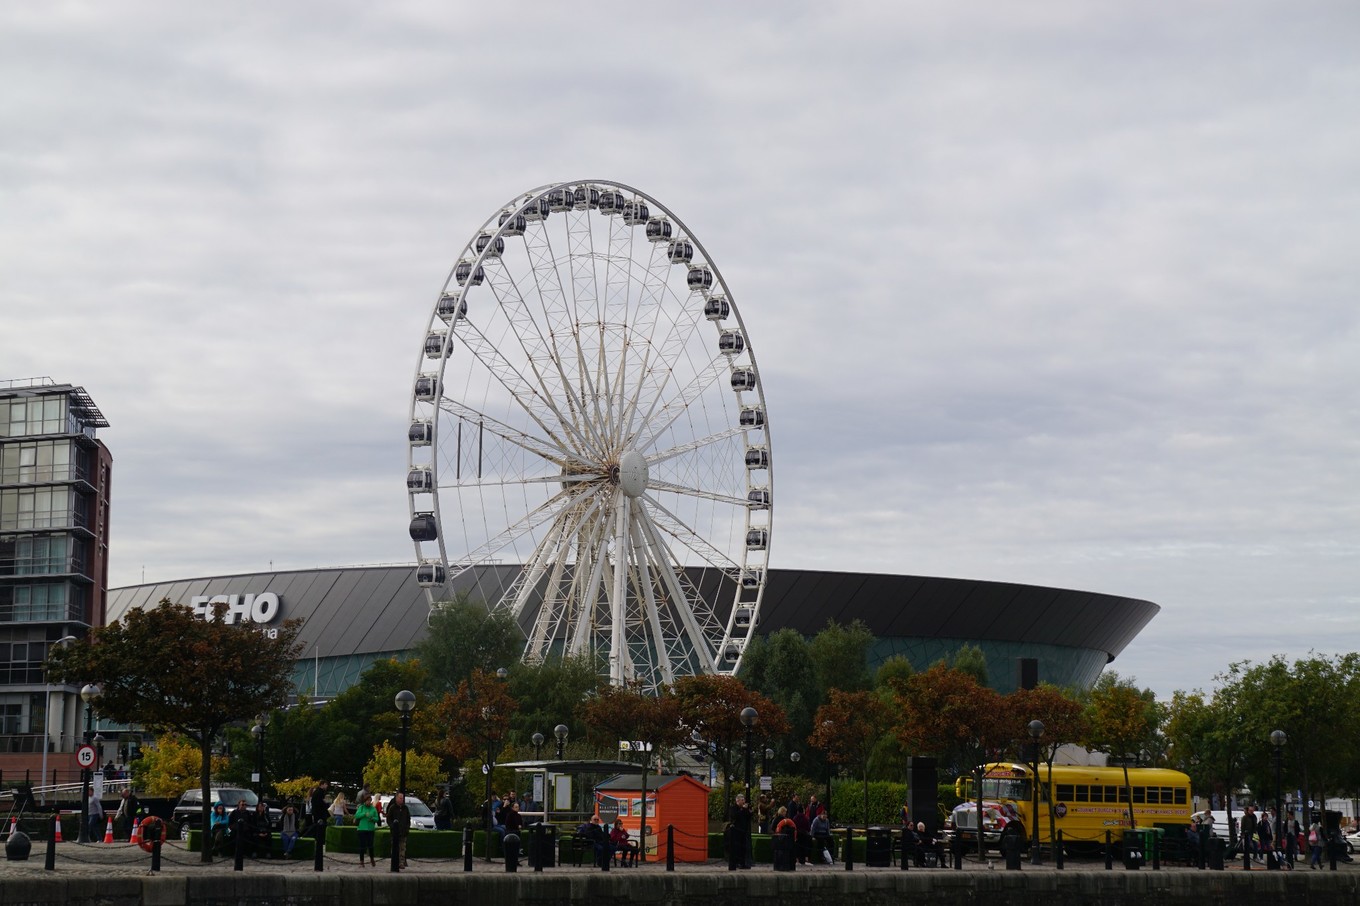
left=76, top=744, right=96, bottom=768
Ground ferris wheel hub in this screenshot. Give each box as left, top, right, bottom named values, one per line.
left=616, top=449, right=649, bottom=499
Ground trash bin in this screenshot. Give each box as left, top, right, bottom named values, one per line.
left=1122, top=829, right=1145, bottom=870
left=1207, top=835, right=1225, bottom=871
left=1001, top=831, right=1023, bottom=870
left=865, top=827, right=892, bottom=867
left=1141, top=827, right=1162, bottom=865
left=532, top=823, right=557, bottom=868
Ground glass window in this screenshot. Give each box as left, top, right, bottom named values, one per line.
left=1075, top=785, right=1089, bottom=802
left=1132, top=787, right=1145, bottom=804
left=1174, top=788, right=1187, bottom=805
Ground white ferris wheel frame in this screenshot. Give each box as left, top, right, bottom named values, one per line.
left=406, top=179, right=772, bottom=688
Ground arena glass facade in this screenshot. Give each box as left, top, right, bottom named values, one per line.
left=106, top=566, right=1158, bottom=697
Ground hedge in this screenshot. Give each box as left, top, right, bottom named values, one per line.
left=184, top=828, right=316, bottom=859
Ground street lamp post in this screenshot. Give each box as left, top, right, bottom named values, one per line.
left=251, top=719, right=266, bottom=796
left=482, top=668, right=508, bottom=861
left=554, top=724, right=568, bottom=759
left=1028, top=719, right=1044, bottom=865
left=77, top=683, right=100, bottom=844
left=532, top=732, right=544, bottom=761
left=1271, top=729, right=1287, bottom=868
left=394, top=690, right=416, bottom=794
left=740, top=707, right=757, bottom=804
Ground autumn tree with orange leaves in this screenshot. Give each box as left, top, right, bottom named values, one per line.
left=672, top=674, right=788, bottom=817
left=809, top=688, right=892, bottom=826
left=418, top=667, right=519, bottom=809
left=892, top=663, right=1022, bottom=856
left=576, top=682, right=688, bottom=764
left=1010, top=682, right=1088, bottom=846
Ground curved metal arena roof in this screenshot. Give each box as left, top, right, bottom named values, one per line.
left=106, top=566, right=1157, bottom=690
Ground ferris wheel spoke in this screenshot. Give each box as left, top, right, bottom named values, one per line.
left=447, top=484, right=587, bottom=578
left=628, top=353, right=731, bottom=454
left=608, top=492, right=631, bottom=685
left=627, top=499, right=677, bottom=685
left=647, top=426, right=747, bottom=467
left=456, top=318, right=597, bottom=456
left=633, top=502, right=718, bottom=674
left=640, top=493, right=743, bottom=576
left=438, top=399, right=582, bottom=469
left=645, top=478, right=750, bottom=508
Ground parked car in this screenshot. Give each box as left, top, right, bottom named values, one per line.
left=373, top=793, right=437, bottom=830
left=173, top=787, right=281, bottom=840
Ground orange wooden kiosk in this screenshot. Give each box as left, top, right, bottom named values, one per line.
left=594, top=773, right=711, bottom=863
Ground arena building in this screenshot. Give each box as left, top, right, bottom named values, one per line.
left=105, top=566, right=1158, bottom=698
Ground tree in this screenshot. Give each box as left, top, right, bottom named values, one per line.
left=577, top=683, right=687, bottom=759
left=892, top=663, right=1015, bottom=857
left=949, top=643, right=989, bottom=687
left=1010, top=683, right=1088, bottom=848
left=672, top=674, right=789, bottom=817
left=809, top=689, right=891, bottom=826
left=506, top=656, right=599, bottom=756
left=324, top=657, right=430, bottom=785
left=47, top=599, right=303, bottom=862
left=738, top=629, right=827, bottom=781
left=1085, top=671, right=1163, bottom=829
left=131, top=735, right=230, bottom=797
left=414, top=594, right=523, bottom=694
left=419, top=668, right=519, bottom=825
left=362, top=740, right=445, bottom=798
left=808, top=620, right=874, bottom=693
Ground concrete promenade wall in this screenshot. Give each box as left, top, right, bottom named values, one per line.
left=5, top=872, right=1360, bottom=906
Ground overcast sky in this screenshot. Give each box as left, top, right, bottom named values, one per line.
left=4, top=2, right=1357, bottom=699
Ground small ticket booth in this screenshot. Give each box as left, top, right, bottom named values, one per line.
left=594, top=773, right=710, bottom=863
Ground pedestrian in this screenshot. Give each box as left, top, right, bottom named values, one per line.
left=115, top=788, right=141, bottom=840
left=811, top=808, right=833, bottom=863
left=774, top=806, right=797, bottom=870
left=1308, top=819, right=1323, bottom=869
left=87, top=788, right=105, bottom=842
left=330, top=789, right=348, bottom=826
left=386, top=792, right=412, bottom=869
left=308, top=781, right=329, bottom=835
left=354, top=794, right=379, bottom=866
left=729, top=793, right=752, bottom=868
left=1239, top=805, right=1257, bottom=870
left=1195, top=808, right=1213, bottom=869
left=434, top=789, right=453, bottom=831
left=249, top=802, right=273, bottom=858
left=793, top=804, right=812, bottom=865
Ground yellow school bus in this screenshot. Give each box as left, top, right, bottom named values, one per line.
left=952, top=762, right=1192, bottom=846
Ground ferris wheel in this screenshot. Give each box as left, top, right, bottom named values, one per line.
left=406, top=180, right=772, bottom=692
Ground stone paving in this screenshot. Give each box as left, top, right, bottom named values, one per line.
left=4, top=837, right=1355, bottom=878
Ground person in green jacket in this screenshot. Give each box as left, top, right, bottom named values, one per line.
left=354, top=794, right=380, bottom=866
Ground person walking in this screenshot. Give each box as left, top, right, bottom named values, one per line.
left=1239, top=806, right=1257, bottom=870
left=87, top=788, right=105, bottom=842
left=354, top=794, right=379, bottom=866
left=330, top=789, right=349, bottom=827
left=386, top=793, right=412, bottom=869
left=1308, top=819, right=1324, bottom=869
left=1195, top=808, right=1214, bottom=869
left=115, top=788, right=141, bottom=841
left=729, top=793, right=753, bottom=868
left=308, top=781, right=329, bottom=836
left=434, top=789, right=453, bottom=831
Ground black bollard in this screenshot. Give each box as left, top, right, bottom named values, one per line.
left=45, top=825, right=56, bottom=870
left=504, top=833, right=520, bottom=872
left=1105, top=830, right=1113, bottom=870
left=234, top=822, right=245, bottom=872
left=1153, top=833, right=1161, bottom=870
left=5, top=829, right=32, bottom=861
left=313, top=820, right=325, bottom=872
left=666, top=825, right=675, bottom=872
left=842, top=827, right=851, bottom=871
left=1003, top=833, right=1022, bottom=870
left=1055, top=830, right=1064, bottom=870
left=152, top=835, right=162, bottom=873
left=900, top=830, right=909, bottom=871
left=727, top=824, right=737, bottom=871
left=463, top=824, right=474, bottom=872
left=533, top=824, right=544, bottom=873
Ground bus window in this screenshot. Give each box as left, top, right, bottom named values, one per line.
left=1075, top=785, right=1089, bottom=802
left=1103, top=786, right=1119, bottom=803
left=1056, top=784, right=1074, bottom=802
left=1132, top=787, right=1145, bottom=804
left=1174, top=789, right=1187, bottom=804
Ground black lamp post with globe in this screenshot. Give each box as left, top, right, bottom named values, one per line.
left=394, top=690, right=416, bottom=794
left=77, top=683, right=100, bottom=844
left=1028, top=719, right=1044, bottom=865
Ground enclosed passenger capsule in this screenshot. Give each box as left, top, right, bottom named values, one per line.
left=730, top=367, right=757, bottom=392
left=416, top=561, right=446, bottom=587
left=475, top=232, right=505, bottom=258
left=438, top=291, right=468, bottom=322
left=739, top=406, right=765, bottom=428
left=424, top=331, right=448, bottom=359
left=522, top=196, right=550, bottom=221
left=718, top=330, right=745, bottom=356
left=723, top=644, right=741, bottom=665
left=498, top=211, right=526, bottom=236
left=646, top=217, right=673, bottom=242
left=734, top=606, right=753, bottom=630
left=598, top=190, right=624, bottom=215
left=687, top=266, right=714, bottom=293
left=455, top=259, right=484, bottom=287
left=744, top=446, right=769, bottom=470
left=621, top=200, right=650, bottom=225
left=740, top=568, right=764, bottom=589
left=409, top=512, right=439, bottom=542
left=745, top=528, right=768, bottom=550
left=409, top=420, right=433, bottom=446
left=547, top=188, right=574, bottom=212
left=407, top=468, right=434, bottom=492
left=747, top=487, right=770, bottom=510
left=414, top=374, right=439, bottom=400
left=667, top=240, right=694, bottom=265
left=703, top=295, right=730, bottom=321
left=573, top=185, right=601, bottom=210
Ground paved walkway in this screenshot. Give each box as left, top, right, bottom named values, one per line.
left=3, top=838, right=1354, bottom=878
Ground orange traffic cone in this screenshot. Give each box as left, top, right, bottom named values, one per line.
left=6, top=817, right=15, bottom=837
left=54, top=814, right=64, bottom=842
left=130, top=818, right=142, bottom=846
left=103, top=815, right=114, bottom=843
